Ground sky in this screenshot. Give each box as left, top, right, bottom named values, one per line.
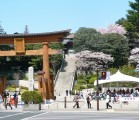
left=0, top=0, right=135, bottom=34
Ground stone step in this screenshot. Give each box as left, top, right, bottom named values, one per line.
left=54, top=54, right=76, bottom=97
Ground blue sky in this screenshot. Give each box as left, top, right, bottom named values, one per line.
left=0, top=0, right=135, bottom=34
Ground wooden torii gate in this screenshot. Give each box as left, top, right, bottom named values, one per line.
left=0, top=29, right=70, bottom=100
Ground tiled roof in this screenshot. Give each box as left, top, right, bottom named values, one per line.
left=65, top=33, right=74, bottom=39
left=0, top=29, right=71, bottom=38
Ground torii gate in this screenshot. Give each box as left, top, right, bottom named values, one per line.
left=0, top=29, right=70, bottom=100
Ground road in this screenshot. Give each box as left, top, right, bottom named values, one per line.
left=0, top=111, right=139, bottom=120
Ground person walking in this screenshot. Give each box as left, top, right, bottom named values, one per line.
left=13, top=91, right=18, bottom=108
left=5, top=95, right=12, bottom=110
left=73, top=93, right=80, bottom=108
left=80, top=91, right=84, bottom=99
left=2, top=91, right=8, bottom=109
left=105, top=93, right=112, bottom=109
left=86, top=94, right=92, bottom=108
left=66, top=90, right=68, bottom=96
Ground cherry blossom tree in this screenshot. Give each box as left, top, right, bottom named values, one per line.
left=97, top=24, right=126, bottom=36
left=129, top=48, right=139, bottom=65
left=75, top=50, right=113, bottom=74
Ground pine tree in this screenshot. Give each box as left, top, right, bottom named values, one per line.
left=126, top=0, right=139, bottom=37
left=116, top=0, right=139, bottom=49
left=24, top=25, right=29, bottom=34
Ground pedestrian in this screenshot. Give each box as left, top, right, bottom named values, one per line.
left=80, top=91, right=84, bottom=99
left=73, top=93, right=80, bottom=108
left=66, top=90, right=68, bottom=96
left=86, top=94, right=92, bottom=108
left=105, top=92, right=112, bottom=109
left=13, top=91, right=18, bottom=108
left=2, top=91, right=8, bottom=109
left=5, top=95, right=12, bottom=110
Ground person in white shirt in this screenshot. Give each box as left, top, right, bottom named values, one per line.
left=105, top=93, right=112, bottom=109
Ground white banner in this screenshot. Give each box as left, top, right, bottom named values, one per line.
left=28, top=66, right=34, bottom=82
left=106, top=71, right=110, bottom=80
left=28, top=66, right=34, bottom=91
left=119, top=97, right=139, bottom=101
left=28, top=82, right=34, bottom=91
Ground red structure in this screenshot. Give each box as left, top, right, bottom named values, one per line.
left=0, top=29, right=70, bottom=100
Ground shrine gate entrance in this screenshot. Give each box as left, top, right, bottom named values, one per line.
left=0, top=29, right=70, bottom=100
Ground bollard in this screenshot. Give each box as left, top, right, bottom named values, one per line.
left=39, top=103, right=41, bottom=110
left=64, top=97, right=66, bottom=108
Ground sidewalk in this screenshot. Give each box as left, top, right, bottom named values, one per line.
left=1, top=96, right=139, bottom=112
left=41, top=96, right=139, bottom=112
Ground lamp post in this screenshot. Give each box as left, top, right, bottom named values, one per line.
left=96, top=68, right=99, bottom=111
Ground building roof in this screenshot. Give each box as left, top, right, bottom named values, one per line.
left=0, top=29, right=71, bottom=38
left=65, top=33, right=74, bottom=39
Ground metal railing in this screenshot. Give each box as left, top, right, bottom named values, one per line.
left=70, top=68, right=76, bottom=91
left=54, top=59, right=64, bottom=86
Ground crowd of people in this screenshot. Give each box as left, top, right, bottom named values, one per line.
left=72, top=88, right=139, bottom=109
left=0, top=91, right=19, bottom=110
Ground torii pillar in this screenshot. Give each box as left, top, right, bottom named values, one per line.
left=43, top=42, right=51, bottom=99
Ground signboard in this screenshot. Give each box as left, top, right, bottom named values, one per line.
left=28, top=67, right=34, bottom=91
left=119, top=97, right=139, bottom=101
left=14, top=38, right=25, bottom=53
left=106, top=71, right=110, bottom=80
left=28, top=82, right=34, bottom=91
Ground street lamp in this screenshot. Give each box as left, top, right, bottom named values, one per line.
left=96, top=68, right=99, bottom=111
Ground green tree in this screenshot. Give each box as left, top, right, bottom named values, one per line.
left=116, top=0, right=139, bottom=49
left=73, top=27, right=102, bottom=52
left=126, top=0, right=139, bottom=38
left=99, top=33, right=129, bottom=67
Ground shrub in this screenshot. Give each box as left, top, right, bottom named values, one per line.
left=87, top=84, right=93, bottom=88
left=21, top=91, right=42, bottom=104
left=20, top=86, right=28, bottom=90
left=80, top=85, right=86, bottom=90
left=85, top=75, right=92, bottom=79
left=77, top=79, right=86, bottom=84
left=77, top=74, right=84, bottom=79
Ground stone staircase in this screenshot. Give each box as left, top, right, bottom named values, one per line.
left=54, top=54, right=76, bottom=97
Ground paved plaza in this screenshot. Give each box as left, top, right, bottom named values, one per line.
left=1, top=95, right=139, bottom=120
left=1, top=95, right=139, bottom=112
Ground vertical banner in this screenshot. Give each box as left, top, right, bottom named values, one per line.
left=28, top=66, right=34, bottom=91
left=106, top=71, right=110, bottom=80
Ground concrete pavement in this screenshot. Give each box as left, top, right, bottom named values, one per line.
left=1, top=95, right=139, bottom=112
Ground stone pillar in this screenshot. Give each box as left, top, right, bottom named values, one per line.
left=43, top=42, right=51, bottom=99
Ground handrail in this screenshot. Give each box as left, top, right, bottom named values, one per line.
left=54, top=59, right=64, bottom=86
left=70, top=67, right=76, bottom=91
left=54, top=70, right=59, bottom=86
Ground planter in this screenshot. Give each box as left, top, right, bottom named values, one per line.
left=23, top=103, right=41, bottom=111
